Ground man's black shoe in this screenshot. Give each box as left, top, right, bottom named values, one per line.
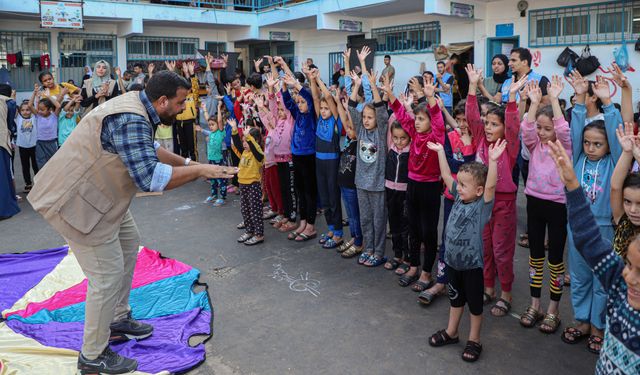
left=77, top=346, right=137, bottom=374
left=109, top=313, right=154, bottom=342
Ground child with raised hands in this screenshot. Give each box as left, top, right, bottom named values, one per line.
left=343, top=47, right=373, bottom=111
left=307, top=67, right=344, bottom=249
left=231, top=118, right=265, bottom=246
left=426, top=138, right=505, bottom=363
left=465, top=64, right=528, bottom=317
left=562, top=71, right=623, bottom=354
left=383, top=71, right=445, bottom=290
left=348, top=70, right=389, bottom=266
left=546, top=139, right=640, bottom=375
left=196, top=101, right=227, bottom=206
left=518, top=77, right=572, bottom=334
left=58, top=95, right=82, bottom=146
left=611, top=122, right=640, bottom=259
left=281, top=71, right=318, bottom=241
left=421, top=98, right=477, bottom=306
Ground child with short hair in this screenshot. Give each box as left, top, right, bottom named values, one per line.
left=561, top=71, right=623, bottom=354
left=196, top=102, right=227, bottom=206
left=29, top=83, right=62, bottom=168
left=518, top=77, right=572, bottom=334
left=547, top=140, right=640, bottom=375
left=58, top=95, right=81, bottom=146
left=426, top=138, right=505, bottom=363
left=15, top=101, right=38, bottom=192
left=232, top=118, right=265, bottom=246
left=384, top=73, right=445, bottom=289
left=465, top=64, right=528, bottom=317
left=348, top=70, right=389, bottom=266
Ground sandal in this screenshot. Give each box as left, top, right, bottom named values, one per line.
left=561, top=326, right=588, bottom=344
left=428, top=329, right=459, bottom=347
left=341, top=244, right=362, bottom=258
left=411, top=279, right=434, bottom=292
left=398, top=271, right=420, bottom=287
left=384, top=258, right=401, bottom=270
left=364, top=255, right=387, bottom=267
left=287, top=231, right=301, bottom=240
left=417, top=288, right=445, bottom=305
left=279, top=221, right=298, bottom=233
left=244, top=236, right=264, bottom=246
left=395, top=263, right=410, bottom=275
left=336, top=239, right=353, bottom=253
left=319, top=233, right=332, bottom=244
left=295, top=232, right=317, bottom=242
left=237, top=233, right=252, bottom=243
left=322, top=238, right=343, bottom=249
left=236, top=221, right=246, bottom=230
left=519, top=306, right=543, bottom=328
left=518, top=234, right=530, bottom=248
left=358, top=253, right=371, bottom=265
left=587, top=335, right=603, bottom=354
left=461, top=340, right=482, bottom=362
left=483, top=292, right=495, bottom=305
left=490, top=298, right=512, bottom=317
left=539, top=313, right=561, bottom=334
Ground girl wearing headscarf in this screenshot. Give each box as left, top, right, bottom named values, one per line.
left=80, top=60, right=120, bottom=111
left=478, top=54, right=510, bottom=102
left=82, top=65, right=93, bottom=82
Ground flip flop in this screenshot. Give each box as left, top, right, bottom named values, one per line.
left=287, top=231, right=300, bottom=240
left=295, top=232, right=317, bottom=242
left=490, top=298, right=512, bottom=317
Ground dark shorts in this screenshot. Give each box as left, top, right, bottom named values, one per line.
left=446, top=265, right=484, bottom=316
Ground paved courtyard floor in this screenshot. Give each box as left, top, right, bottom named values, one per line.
left=1, top=144, right=597, bottom=375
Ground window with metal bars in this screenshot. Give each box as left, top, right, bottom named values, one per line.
left=126, top=36, right=199, bottom=61
left=58, top=33, right=117, bottom=85
left=371, top=22, right=440, bottom=54
left=529, top=0, right=640, bottom=47
left=0, top=31, right=50, bottom=90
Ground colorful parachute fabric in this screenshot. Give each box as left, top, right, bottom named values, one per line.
left=0, top=246, right=212, bottom=375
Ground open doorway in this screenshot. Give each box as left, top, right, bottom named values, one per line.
left=451, top=46, right=474, bottom=105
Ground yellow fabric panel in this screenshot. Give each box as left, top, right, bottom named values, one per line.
left=2, top=250, right=85, bottom=318
left=0, top=323, right=170, bottom=375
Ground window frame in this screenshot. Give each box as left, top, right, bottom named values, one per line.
left=371, top=22, right=441, bottom=54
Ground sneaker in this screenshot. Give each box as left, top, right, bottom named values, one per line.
left=77, top=346, right=137, bottom=374
left=205, top=196, right=215, bottom=203
left=213, top=198, right=225, bottom=206
left=109, top=313, right=153, bottom=342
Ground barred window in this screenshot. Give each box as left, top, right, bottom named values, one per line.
left=0, top=31, right=50, bottom=90
left=371, top=22, right=440, bottom=54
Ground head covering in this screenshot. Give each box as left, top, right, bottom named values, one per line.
left=91, top=60, right=111, bottom=89
left=84, top=65, right=93, bottom=78
left=491, top=54, right=510, bottom=84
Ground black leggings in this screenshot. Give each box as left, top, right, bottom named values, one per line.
left=229, top=150, right=240, bottom=187
left=174, top=119, right=197, bottom=160
left=526, top=195, right=567, bottom=301
left=18, top=146, right=38, bottom=185
left=292, top=154, right=317, bottom=224
left=386, top=188, right=408, bottom=260
left=406, top=179, right=442, bottom=272
left=277, top=161, right=296, bottom=221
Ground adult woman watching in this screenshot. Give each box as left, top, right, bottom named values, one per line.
left=81, top=60, right=120, bottom=111
left=478, top=54, right=509, bottom=102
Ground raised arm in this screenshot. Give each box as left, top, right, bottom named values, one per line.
left=437, top=96, right=458, bottom=130
left=592, top=76, right=623, bottom=162
left=522, top=81, right=541, bottom=151
left=567, top=70, right=589, bottom=162
left=306, top=67, right=321, bottom=118
left=464, top=64, right=485, bottom=143
left=317, top=72, right=339, bottom=119
left=486, top=139, right=507, bottom=202
left=428, top=142, right=454, bottom=191
left=48, top=91, right=63, bottom=116
left=609, top=63, right=633, bottom=124
left=611, top=123, right=636, bottom=224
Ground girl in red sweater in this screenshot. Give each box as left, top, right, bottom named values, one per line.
left=383, top=74, right=445, bottom=290
left=465, top=64, right=529, bottom=317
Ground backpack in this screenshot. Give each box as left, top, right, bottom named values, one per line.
left=575, top=45, right=600, bottom=76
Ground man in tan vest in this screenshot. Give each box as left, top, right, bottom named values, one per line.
left=28, top=71, right=237, bottom=374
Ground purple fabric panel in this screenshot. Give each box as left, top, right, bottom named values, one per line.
left=0, top=247, right=68, bottom=312
left=7, top=308, right=211, bottom=374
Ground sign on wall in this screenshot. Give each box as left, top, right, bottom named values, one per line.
left=339, top=20, right=363, bottom=32
left=450, top=2, right=474, bottom=18
left=40, top=0, right=83, bottom=29
left=269, top=31, right=291, bottom=41
left=496, top=23, right=514, bottom=37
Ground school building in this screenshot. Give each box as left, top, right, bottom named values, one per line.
left=0, top=0, right=638, bottom=102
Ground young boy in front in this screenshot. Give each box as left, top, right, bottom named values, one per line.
left=425, top=138, right=506, bottom=362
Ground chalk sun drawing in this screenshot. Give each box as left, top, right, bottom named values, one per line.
left=270, top=264, right=320, bottom=297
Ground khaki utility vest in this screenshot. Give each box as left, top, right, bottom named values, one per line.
left=28, top=91, right=149, bottom=246
left=0, top=95, right=10, bottom=154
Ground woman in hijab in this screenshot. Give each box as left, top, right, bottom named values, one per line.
left=81, top=65, right=92, bottom=82
left=80, top=60, right=120, bottom=111
left=478, top=54, right=510, bottom=102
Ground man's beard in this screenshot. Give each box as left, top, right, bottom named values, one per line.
left=158, top=113, right=177, bottom=125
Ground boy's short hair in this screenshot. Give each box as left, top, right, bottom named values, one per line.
left=459, top=161, right=488, bottom=187
left=384, top=55, right=391, bottom=60
left=246, top=73, right=263, bottom=89
left=133, top=62, right=145, bottom=70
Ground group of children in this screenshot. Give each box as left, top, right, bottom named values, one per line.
left=207, top=50, right=638, bottom=370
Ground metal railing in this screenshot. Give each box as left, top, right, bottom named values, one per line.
left=96, top=0, right=308, bottom=12
left=371, top=22, right=440, bottom=54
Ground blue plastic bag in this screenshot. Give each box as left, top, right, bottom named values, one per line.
left=614, top=41, right=630, bottom=72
